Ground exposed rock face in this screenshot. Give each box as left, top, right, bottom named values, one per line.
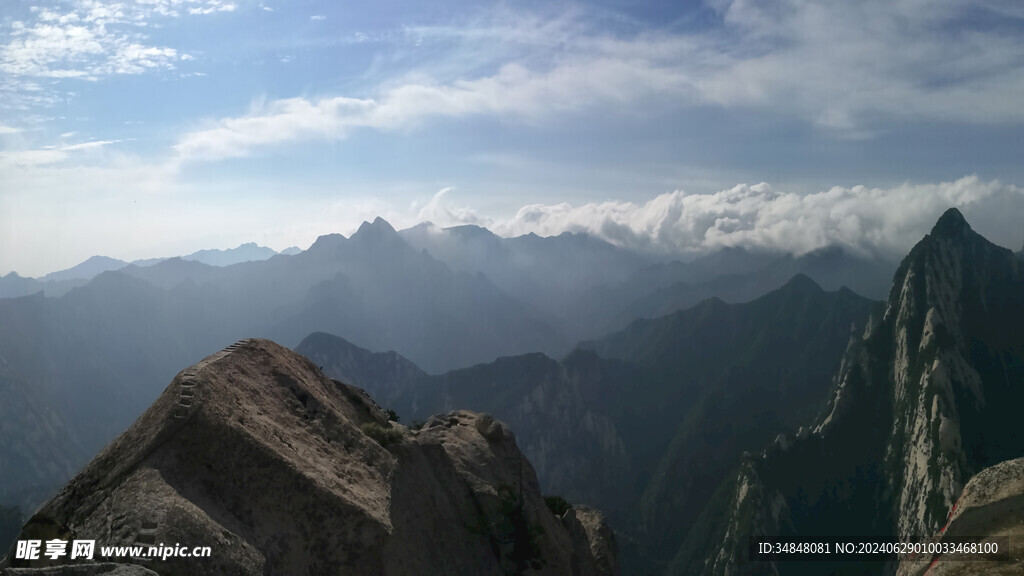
left=295, top=334, right=637, bottom=517
left=897, top=457, right=1024, bottom=576
left=701, top=209, right=1024, bottom=576
left=1, top=339, right=617, bottom=576
left=562, top=506, right=619, bottom=576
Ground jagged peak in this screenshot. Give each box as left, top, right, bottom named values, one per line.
left=929, top=207, right=972, bottom=239
left=355, top=216, right=397, bottom=236
left=780, top=272, right=824, bottom=293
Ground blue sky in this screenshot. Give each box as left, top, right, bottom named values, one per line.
left=2, top=0, right=1024, bottom=277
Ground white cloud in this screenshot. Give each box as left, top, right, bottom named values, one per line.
left=0, top=124, right=21, bottom=134
left=168, top=0, right=1024, bottom=160
left=0, top=0, right=236, bottom=101
left=188, top=2, right=236, bottom=16
left=173, top=58, right=688, bottom=160
left=310, top=15, right=326, bottom=21
left=417, top=176, right=1024, bottom=259
left=0, top=139, right=122, bottom=166
left=415, top=187, right=488, bottom=227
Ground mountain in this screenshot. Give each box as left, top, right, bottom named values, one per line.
left=0, top=349, right=88, bottom=513
left=1, top=245, right=293, bottom=301
left=279, top=246, right=302, bottom=256
left=1, top=339, right=618, bottom=576
left=128, top=257, right=168, bottom=267
left=0, top=219, right=571, bottom=515
left=265, top=217, right=567, bottom=372
left=293, top=331, right=637, bottom=514
left=581, top=274, right=876, bottom=571
left=39, top=256, right=128, bottom=283
left=295, top=331, right=427, bottom=410
left=700, top=208, right=1024, bottom=576
left=0, top=273, right=90, bottom=300
left=613, top=246, right=895, bottom=331
left=399, top=223, right=652, bottom=339
left=297, top=273, right=875, bottom=575
left=181, top=242, right=278, bottom=266
left=0, top=273, right=41, bottom=299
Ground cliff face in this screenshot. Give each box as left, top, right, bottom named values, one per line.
left=896, top=457, right=1024, bottom=576
left=2, top=339, right=617, bottom=576
left=702, top=209, right=1024, bottom=576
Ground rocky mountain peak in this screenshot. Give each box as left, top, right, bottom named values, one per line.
left=702, top=208, right=1024, bottom=575
left=929, top=207, right=971, bottom=239
left=355, top=216, right=399, bottom=238
left=780, top=272, right=823, bottom=294
left=3, top=338, right=618, bottom=576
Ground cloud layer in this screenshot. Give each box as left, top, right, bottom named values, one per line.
left=419, top=176, right=1024, bottom=259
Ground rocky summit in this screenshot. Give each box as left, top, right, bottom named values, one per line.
left=1, top=339, right=617, bottom=576
left=896, top=457, right=1024, bottom=576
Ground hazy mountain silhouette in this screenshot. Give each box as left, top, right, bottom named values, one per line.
left=39, top=255, right=128, bottom=283
left=399, top=223, right=895, bottom=342
left=0, top=243, right=293, bottom=300
left=611, top=246, right=895, bottom=333
left=180, top=241, right=277, bottom=266
left=400, top=223, right=652, bottom=339
left=0, top=219, right=572, bottom=514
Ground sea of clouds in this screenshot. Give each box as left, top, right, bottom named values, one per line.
left=416, top=176, right=1024, bottom=259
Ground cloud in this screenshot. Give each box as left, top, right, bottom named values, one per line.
left=188, top=2, right=236, bottom=16
left=0, top=139, right=122, bottom=166
left=0, top=0, right=235, bottom=102
left=173, top=57, right=688, bottom=160
left=168, top=0, right=1024, bottom=160
left=310, top=15, right=326, bottom=21
left=418, top=176, right=1024, bottom=259
left=0, top=124, right=21, bottom=134
left=415, top=187, right=488, bottom=227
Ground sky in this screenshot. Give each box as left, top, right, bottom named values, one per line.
left=2, top=0, right=1024, bottom=277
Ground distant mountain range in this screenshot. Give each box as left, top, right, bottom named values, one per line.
left=0, top=243, right=300, bottom=298
left=399, top=222, right=897, bottom=340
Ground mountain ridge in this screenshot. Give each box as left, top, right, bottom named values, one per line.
left=2, top=339, right=619, bottom=576
left=700, top=207, right=1024, bottom=575
left=297, top=272, right=877, bottom=575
